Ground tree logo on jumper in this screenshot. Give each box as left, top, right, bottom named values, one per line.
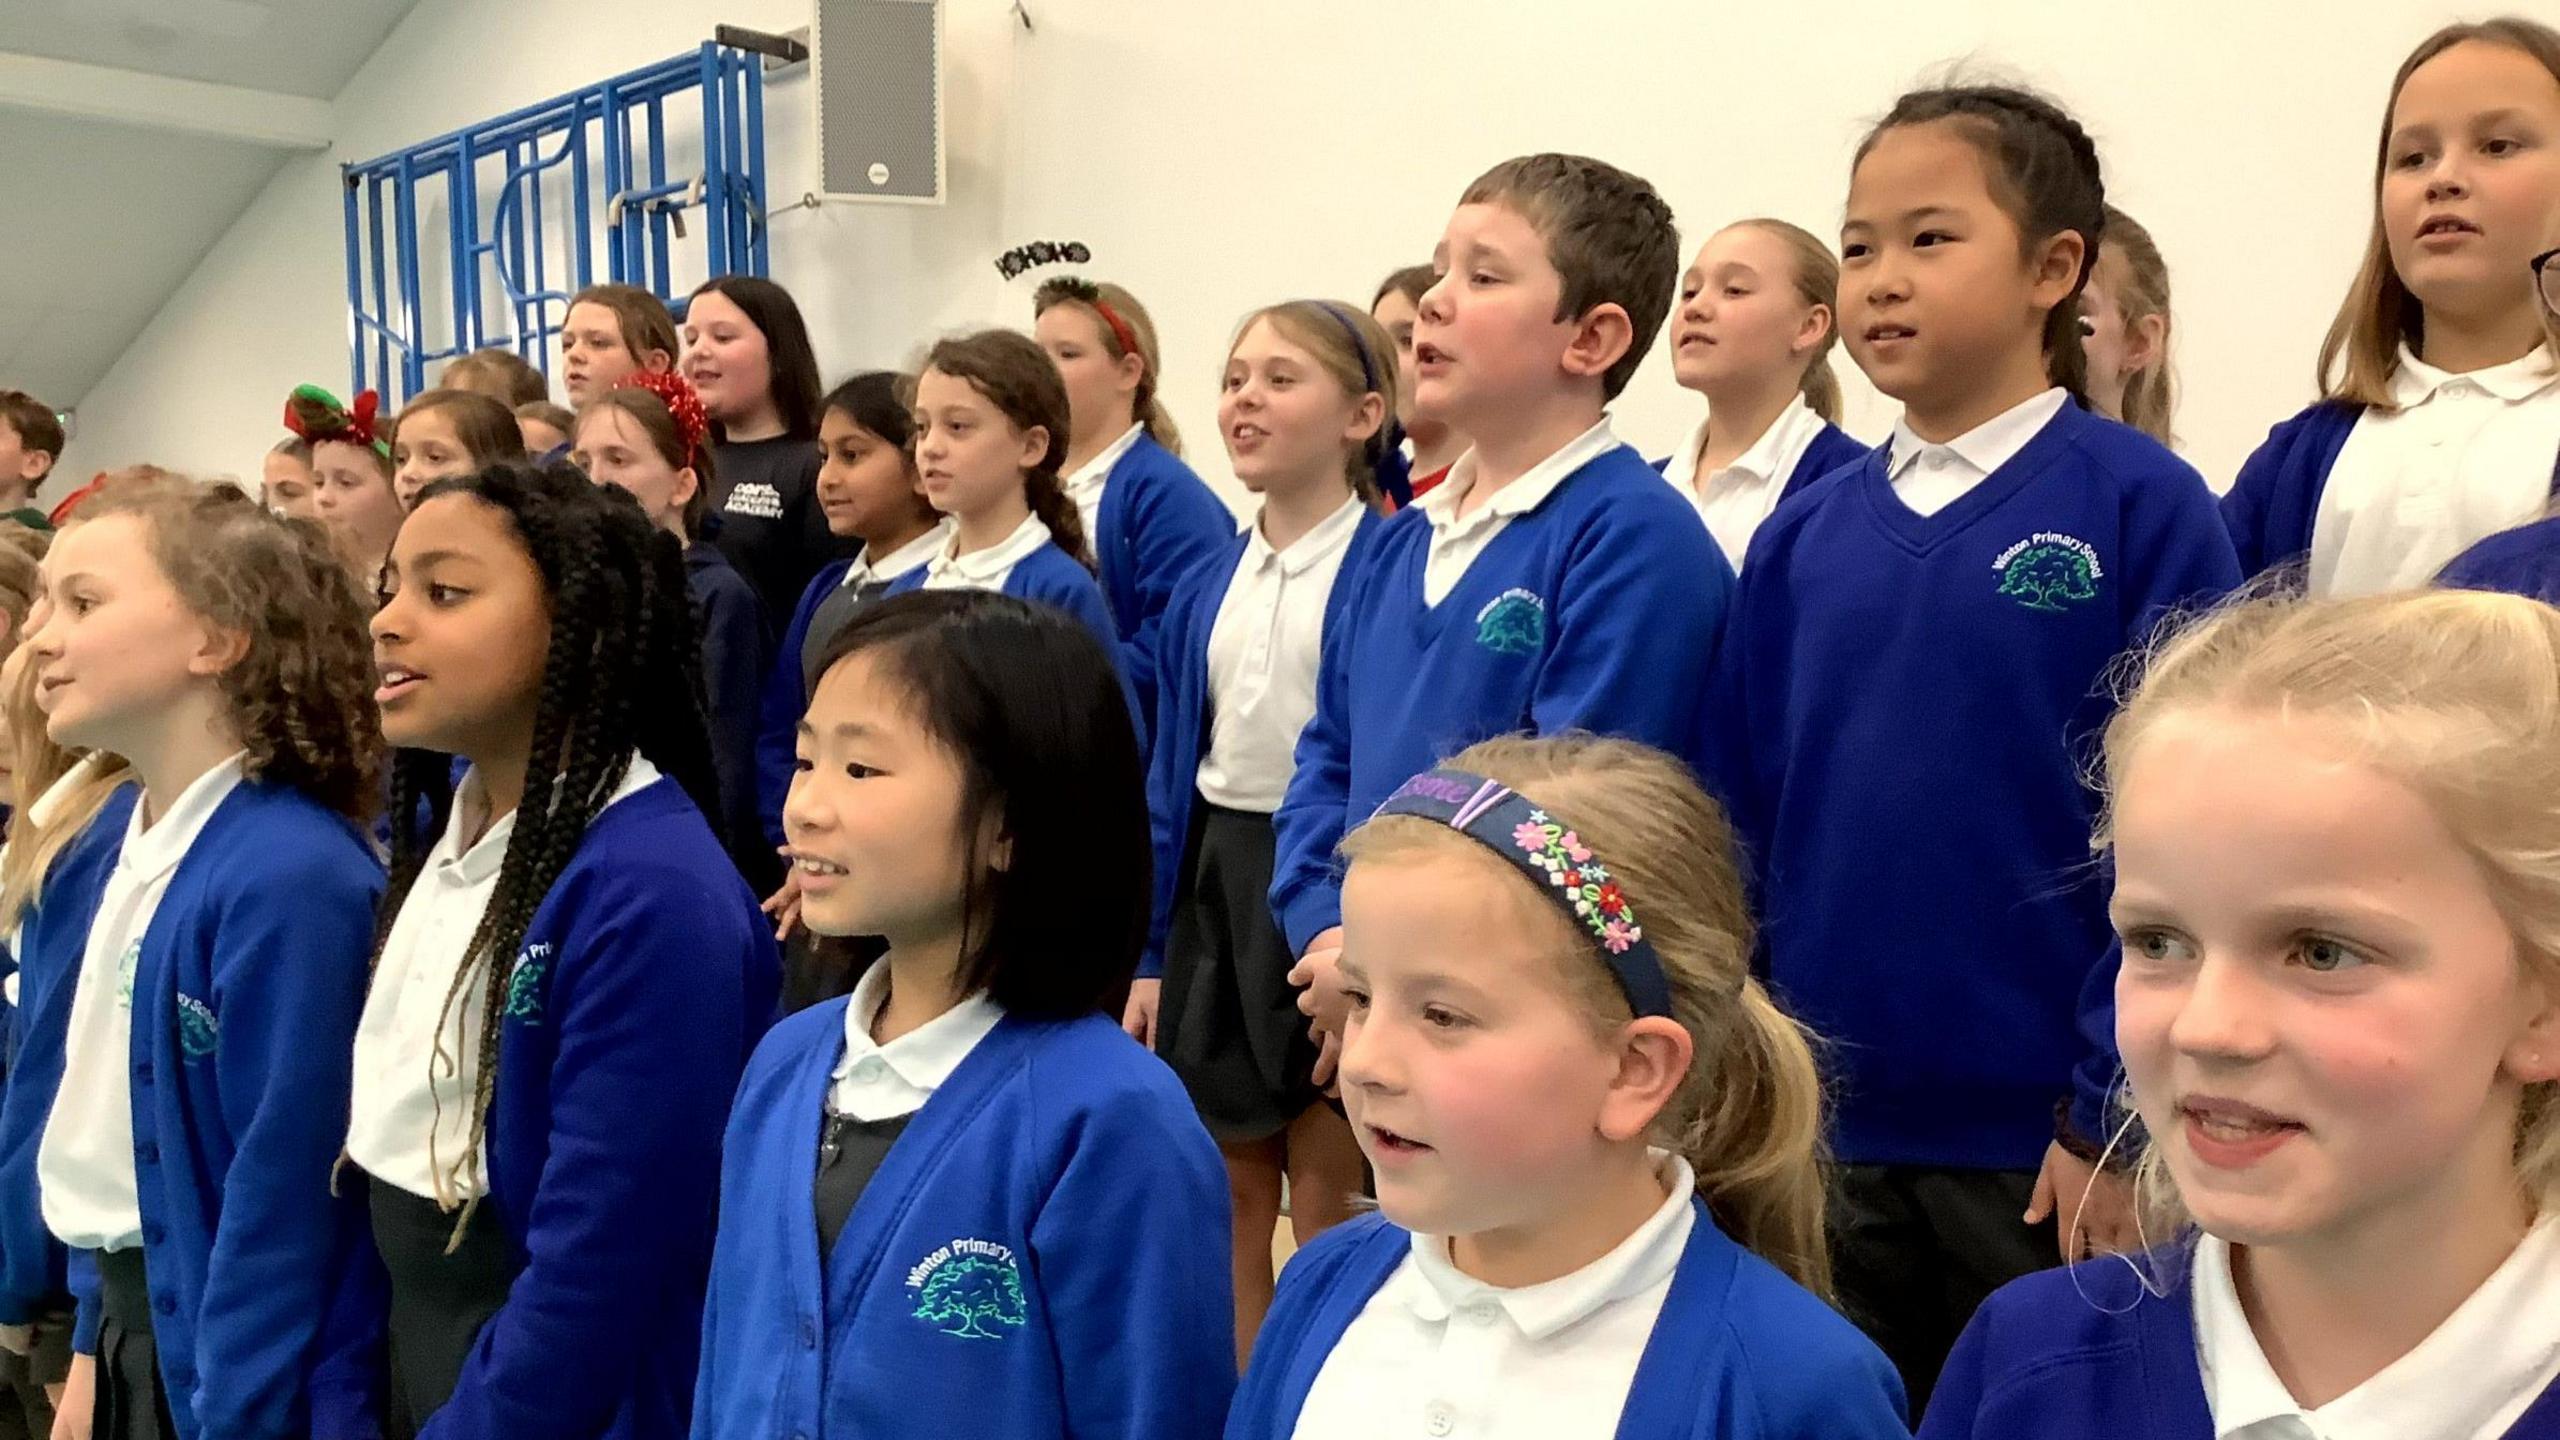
left=1992, top=533, right=2104, bottom=613
left=1474, top=588, right=1547, bottom=656
left=906, top=1238, right=1029, bottom=1340
left=174, top=994, right=218, bottom=1059
left=502, top=943, right=554, bottom=1025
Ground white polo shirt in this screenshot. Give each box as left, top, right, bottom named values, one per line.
left=1663, top=396, right=1830, bottom=568
left=1195, top=496, right=1366, bottom=814
left=1062, top=423, right=1145, bottom=542
left=843, top=521, right=954, bottom=593
left=920, top=512, right=1053, bottom=595
left=828, top=961, right=1003, bottom=1122
left=1417, top=421, right=1622, bottom=606
left=1885, top=388, right=2069, bottom=518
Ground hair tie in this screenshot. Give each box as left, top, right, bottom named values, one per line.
left=1369, top=767, right=1673, bottom=1018
left=1311, top=303, right=1411, bottom=506
left=283, top=383, right=389, bottom=459
left=614, top=370, right=711, bottom=466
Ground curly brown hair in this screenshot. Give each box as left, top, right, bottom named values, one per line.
left=75, top=485, right=384, bottom=823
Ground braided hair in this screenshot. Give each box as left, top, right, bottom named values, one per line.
left=374, top=462, right=719, bottom=1238
left=1856, top=84, right=2108, bottom=406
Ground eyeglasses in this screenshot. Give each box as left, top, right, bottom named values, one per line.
left=2538, top=247, right=2560, bottom=321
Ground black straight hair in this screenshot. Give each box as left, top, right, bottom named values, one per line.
left=810, top=589, right=1146, bottom=1018
left=374, top=460, right=720, bottom=1233
left=1856, top=83, right=2107, bottom=406
left=820, top=370, right=939, bottom=531
left=689, top=274, right=825, bottom=442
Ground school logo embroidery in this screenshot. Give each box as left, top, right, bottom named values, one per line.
left=174, top=994, right=218, bottom=1059
left=724, top=483, right=785, bottom=521
left=1992, top=533, right=2105, bottom=613
left=113, top=939, right=141, bottom=1012
left=1473, top=588, right=1547, bottom=656
left=905, top=1238, right=1029, bottom=1341
left=502, top=944, right=553, bottom=1025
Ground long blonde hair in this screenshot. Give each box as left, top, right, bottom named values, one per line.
left=1227, top=300, right=1401, bottom=507
left=1725, top=219, right=1844, bottom=424
left=1341, top=733, right=1834, bottom=1297
left=2317, top=17, right=2560, bottom=408
left=1033, top=278, right=1183, bottom=456
left=0, top=652, right=131, bottom=937
left=2095, top=205, right=2178, bottom=446
left=2100, top=588, right=2560, bottom=1229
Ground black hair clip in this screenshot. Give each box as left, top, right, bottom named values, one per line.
left=994, top=241, right=1092, bottom=281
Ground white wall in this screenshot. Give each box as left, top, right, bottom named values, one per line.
left=62, top=0, right=2492, bottom=500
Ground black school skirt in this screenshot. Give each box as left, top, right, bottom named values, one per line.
left=369, top=1175, right=519, bottom=1440
left=1157, top=805, right=1322, bottom=1143
left=91, top=1248, right=173, bottom=1440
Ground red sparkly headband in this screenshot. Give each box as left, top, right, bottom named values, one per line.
left=613, top=370, right=710, bottom=464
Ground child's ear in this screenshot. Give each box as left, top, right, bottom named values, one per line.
left=1595, top=1015, right=1693, bottom=1142
left=1792, top=303, right=1835, bottom=360
left=645, top=350, right=676, bottom=375
left=23, top=451, right=53, bottom=486
left=187, top=621, right=252, bottom=679
left=2120, top=312, right=2167, bottom=376
left=2507, top=977, right=2560, bottom=1086
left=1560, top=302, right=1636, bottom=389
left=1112, top=349, right=1146, bottom=397
left=2031, top=231, right=2091, bottom=314
left=1015, top=424, right=1051, bottom=474
left=1342, top=392, right=1387, bottom=448
left=671, top=466, right=700, bottom=513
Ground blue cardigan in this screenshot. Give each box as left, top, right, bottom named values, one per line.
left=1919, top=1251, right=2560, bottom=1438
left=2440, top=514, right=2560, bottom=604
left=757, top=558, right=856, bottom=848
left=92, top=782, right=387, bottom=1440
left=1141, top=510, right=1387, bottom=978
left=0, top=783, right=136, bottom=1327
left=692, top=1003, right=1235, bottom=1440
left=1650, top=421, right=1871, bottom=500
left=883, top=540, right=1141, bottom=733
left=1093, top=433, right=1240, bottom=734
left=410, top=777, right=777, bottom=1440
left=1230, top=1206, right=1909, bottom=1440
left=1267, top=442, right=1732, bottom=954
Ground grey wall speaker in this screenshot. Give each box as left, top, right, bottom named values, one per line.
left=814, top=0, right=946, bottom=205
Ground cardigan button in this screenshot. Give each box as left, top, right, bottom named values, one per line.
left=798, top=1316, right=817, bottom=1349
left=142, top=1224, right=165, bottom=1245
left=132, top=1064, right=151, bottom=1086
left=136, top=1144, right=159, bottom=1165
left=152, top=1293, right=176, bottom=1317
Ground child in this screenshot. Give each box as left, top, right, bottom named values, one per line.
left=2224, top=18, right=2560, bottom=594
left=1273, top=153, right=1729, bottom=1079
left=513, top=403, right=574, bottom=460
left=1658, top=219, right=1870, bottom=569
left=1232, top=735, right=1907, bottom=1438
left=1921, top=588, right=2560, bottom=1438
left=1371, top=266, right=1468, bottom=499
left=259, top=439, right=318, bottom=522
left=683, top=276, right=856, bottom=629
left=1138, top=300, right=1391, bottom=1366
left=756, top=374, right=947, bottom=854
left=572, top=372, right=770, bottom=889
left=349, top=464, right=777, bottom=1438
left=0, top=395, right=61, bottom=532
left=560, top=284, right=679, bottom=407
left=286, top=384, right=404, bottom=587
left=693, top=590, right=1233, bottom=1440
left=1706, top=84, right=2241, bottom=1410
left=1032, top=277, right=1238, bottom=726
left=2079, top=205, right=2178, bottom=447
left=392, top=390, right=527, bottom=509
left=886, top=332, right=1123, bottom=660
left=31, top=484, right=387, bottom=1440
left=439, top=349, right=547, bottom=409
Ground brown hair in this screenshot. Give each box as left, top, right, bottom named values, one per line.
left=2102, top=588, right=2560, bottom=1227
left=1372, top=264, right=1435, bottom=311
left=76, top=484, right=385, bottom=823
left=1229, top=300, right=1401, bottom=507
left=566, top=283, right=680, bottom=370
left=440, top=348, right=549, bottom=408
left=1032, top=278, right=1184, bottom=456
left=1724, top=219, right=1845, bottom=424
left=1341, top=734, right=1834, bottom=1297
left=921, top=330, right=1093, bottom=569
left=1459, top=154, right=1682, bottom=401
left=515, top=401, right=575, bottom=438
left=396, top=389, right=529, bottom=470
left=0, top=393, right=64, bottom=484
left=269, top=437, right=312, bottom=463
left=0, top=528, right=44, bottom=652
left=2093, top=205, right=2179, bottom=445
left=575, top=387, right=718, bottom=536
left=2319, top=18, right=2560, bottom=408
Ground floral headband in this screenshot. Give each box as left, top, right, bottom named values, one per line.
left=613, top=369, right=710, bottom=464
left=1368, top=767, right=1673, bottom=1018
left=282, top=383, right=389, bottom=459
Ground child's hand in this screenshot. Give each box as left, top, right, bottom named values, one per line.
left=1288, top=928, right=1348, bottom=1038
left=1121, top=978, right=1161, bottom=1049
left=2027, top=1141, right=2144, bottom=1262
left=761, top=851, right=803, bottom=941
left=51, top=1353, right=92, bottom=1440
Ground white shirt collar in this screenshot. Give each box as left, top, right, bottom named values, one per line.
left=1672, top=396, right=1822, bottom=493
left=1062, top=423, right=1147, bottom=506
left=1887, top=387, right=2068, bottom=482
left=439, top=755, right=664, bottom=888
left=830, top=960, right=1005, bottom=1102
left=1419, top=418, right=1621, bottom=536
left=1385, top=1153, right=1696, bottom=1342
left=27, top=752, right=122, bottom=829
left=2194, top=1215, right=2560, bottom=1440
left=2388, top=343, right=2560, bottom=407
left=121, top=753, right=249, bottom=882
left=928, top=511, right=1052, bottom=585
left=1244, top=494, right=1364, bottom=578
left=847, top=521, right=954, bottom=590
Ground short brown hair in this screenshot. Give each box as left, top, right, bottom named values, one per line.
left=567, top=284, right=680, bottom=369
left=921, top=330, right=1090, bottom=569
left=0, top=392, right=64, bottom=488
left=1372, top=264, right=1435, bottom=311
left=395, top=389, right=529, bottom=469
left=1458, top=154, right=1681, bottom=400
left=2319, top=17, right=2560, bottom=408
left=441, top=347, right=549, bottom=407
left=515, top=401, right=575, bottom=437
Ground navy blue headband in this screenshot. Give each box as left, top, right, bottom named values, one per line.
left=1310, top=303, right=1412, bottom=507
left=1369, top=768, right=1675, bottom=1019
